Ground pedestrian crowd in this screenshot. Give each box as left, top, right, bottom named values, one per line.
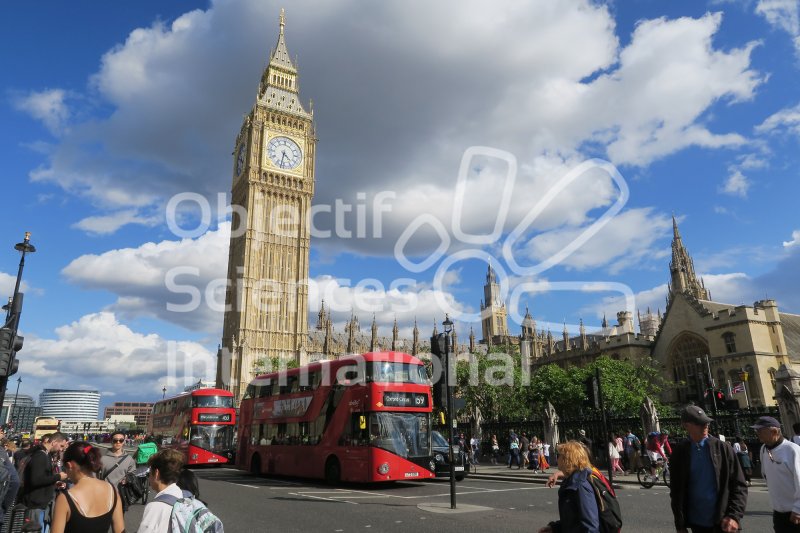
left=0, top=429, right=223, bottom=532
left=530, top=405, right=800, bottom=533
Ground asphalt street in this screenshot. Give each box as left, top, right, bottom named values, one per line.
left=122, top=467, right=776, bottom=532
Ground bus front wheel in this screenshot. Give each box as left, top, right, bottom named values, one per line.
left=325, top=457, right=341, bottom=485
left=250, top=454, right=262, bottom=476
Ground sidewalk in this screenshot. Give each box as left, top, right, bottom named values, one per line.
left=466, top=462, right=766, bottom=490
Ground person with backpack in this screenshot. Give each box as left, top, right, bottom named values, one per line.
left=538, top=441, right=602, bottom=533
left=624, top=429, right=641, bottom=473
left=50, top=442, right=125, bottom=533
left=0, top=443, right=19, bottom=529
left=669, top=405, right=747, bottom=533
left=138, top=449, right=223, bottom=533
left=20, top=433, right=69, bottom=533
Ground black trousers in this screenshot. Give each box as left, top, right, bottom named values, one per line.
left=774, top=511, right=800, bottom=533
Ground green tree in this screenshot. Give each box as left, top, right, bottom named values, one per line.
left=455, top=345, right=532, bottom=422
left=528, top=363, right=584, bottom=415
left=581, top=356, right=668, bottom=415
left=253, top=356, right=299, bottom=374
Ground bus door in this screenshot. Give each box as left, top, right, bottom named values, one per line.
left=340, top=413, right=370, bottom=481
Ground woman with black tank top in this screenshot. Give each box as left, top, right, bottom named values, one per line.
left=50, top=441, right=126, bottom=533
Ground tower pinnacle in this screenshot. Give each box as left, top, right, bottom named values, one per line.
left=669, top=216, right=709, bottom=301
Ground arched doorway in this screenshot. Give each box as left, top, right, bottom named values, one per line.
left=667, top=333, right=710, bottom=404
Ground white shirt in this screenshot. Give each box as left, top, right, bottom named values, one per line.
left=760, top=439, right=800, bottom=514
left=791, top=435, right=800, bottom=446
left=137, top=483, right=183, bottom=533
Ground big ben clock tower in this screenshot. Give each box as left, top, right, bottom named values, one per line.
left=219, top=9, right=316, bottom=401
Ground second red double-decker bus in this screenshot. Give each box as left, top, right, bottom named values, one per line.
left=149, top=388, right=236, bottom=465
left=238, top=352, right=435, bottom=482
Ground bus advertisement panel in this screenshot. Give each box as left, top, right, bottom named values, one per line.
left=148, top=388, right=236, bottom=465
left=238, top=352, right=435, bottom=483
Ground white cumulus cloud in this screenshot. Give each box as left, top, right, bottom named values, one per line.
left=12, top=88, right=71, bottom=134
left=784, top=229, right=800, bottom=248
left=22, top=311, right=216, bottom=398
left=720, top=169, right=751, bottom=197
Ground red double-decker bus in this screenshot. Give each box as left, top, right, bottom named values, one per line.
left=148, top=388, right=236, bottom=465
left=238, top=352, right=435, bottom=483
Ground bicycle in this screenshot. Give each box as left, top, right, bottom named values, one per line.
left=637, top=457, right=670, bottom=489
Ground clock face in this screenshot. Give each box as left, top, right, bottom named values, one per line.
left=236, top=143, right=246, bottom=177
left=267, top=136, right=303, bottom=170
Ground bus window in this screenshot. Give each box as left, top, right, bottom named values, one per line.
left=280, top=375, right=298, bottom=395
left=257, top=381, right=272, bottom=398
left=368, top=362, right=428, bottom=384
left=193, top=395, right=234, bottom=408
left=340, top=413, right=369, bottom=447
left=243, top=385, right=255, bottom=400
left=299, top=370, right=319, bottom=392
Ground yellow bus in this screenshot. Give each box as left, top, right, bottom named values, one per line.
left=32, top=417, right=60, bottom=442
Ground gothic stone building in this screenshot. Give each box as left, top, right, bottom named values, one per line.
left=519, top=217, right=800, bottom=408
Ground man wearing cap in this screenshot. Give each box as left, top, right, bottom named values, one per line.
left=753, top=415, right=800, bottom=532
left=670, top=405, right=747, bottom=533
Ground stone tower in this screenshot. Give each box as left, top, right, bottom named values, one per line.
left=480, top=264, right=509, bottom=343
left=669, top=216, right=709, bottom=302
left=219, top=10, right=316, bottom=401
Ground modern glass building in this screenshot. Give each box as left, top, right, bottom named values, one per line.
left=39, top=389, right=100, bottom=421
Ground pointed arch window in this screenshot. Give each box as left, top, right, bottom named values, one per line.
left=722, top=332, right=736, bottom=354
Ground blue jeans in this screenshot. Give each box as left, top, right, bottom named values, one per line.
left=31, top=507, right=48, bottom=533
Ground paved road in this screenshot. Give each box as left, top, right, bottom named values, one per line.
left=123, top=467, right=775, bottom=532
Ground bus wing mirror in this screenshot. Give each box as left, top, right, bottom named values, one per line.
left=359, top=416, right=367, bottom=430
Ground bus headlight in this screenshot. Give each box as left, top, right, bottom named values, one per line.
left=434, top=453, right=445, bottom=463
left=378, top=462, right=390, bottom=475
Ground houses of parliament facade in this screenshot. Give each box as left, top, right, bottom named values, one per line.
left=216, top=11, right=800, bottom=409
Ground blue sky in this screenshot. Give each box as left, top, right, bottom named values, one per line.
left=1, top=0, right=799, bottom=408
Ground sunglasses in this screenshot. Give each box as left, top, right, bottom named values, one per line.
left=111, top=439, right=125, bottom=443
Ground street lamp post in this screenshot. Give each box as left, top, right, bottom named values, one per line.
left=738, top=368, right=751, bottom=410
left=702, top=354, right=718, bottom=414
left=442, top=315, right=456, bottom=510
left=0, top=233, right=36, bottom=414
left=10, top=377, right=21, bottom=431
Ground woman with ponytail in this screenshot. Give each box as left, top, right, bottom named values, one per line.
left=50, top=442, right=125, bottom=533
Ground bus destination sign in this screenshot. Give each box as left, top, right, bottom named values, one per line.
left=382, top=392, right=428, bottom=408
left=197, top=413, right=232, bottom=423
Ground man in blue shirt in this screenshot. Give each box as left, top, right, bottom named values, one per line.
left=670, top=405, right=747, bottom=533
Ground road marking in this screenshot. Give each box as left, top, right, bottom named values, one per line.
left=232, top=483, right=260, bottom=489
left=289, top=492, right=358, bottom=505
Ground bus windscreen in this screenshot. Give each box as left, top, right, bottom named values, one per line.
left=190, top=425, right=235, bottom=454
left=369, top=412, right=430, bottom=459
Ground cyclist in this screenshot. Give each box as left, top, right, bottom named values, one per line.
left=646, top=431, right=671, bottom=481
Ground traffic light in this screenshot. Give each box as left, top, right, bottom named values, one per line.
left=430, top=334, right=448, bottom=409
left=0, top=327, right=22, bottom=377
